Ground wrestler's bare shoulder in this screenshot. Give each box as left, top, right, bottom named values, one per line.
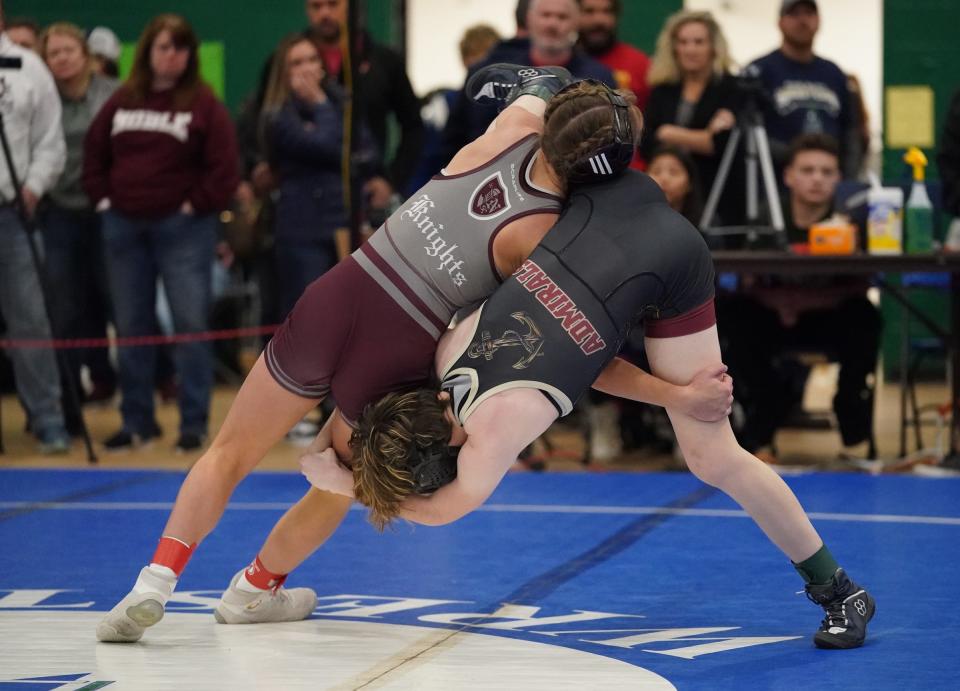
left=463, top=386, right=558, bottom=441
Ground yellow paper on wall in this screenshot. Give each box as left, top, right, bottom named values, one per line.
left=885, top=86, right=935, bottom=149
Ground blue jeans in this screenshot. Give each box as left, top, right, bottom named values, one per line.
left=38, top=202, right=114, bottom=391
left=101, top=209, right=216, bottom=437
left=0, top=206, right=65, bottom=433
left=274, top=239, right=338, bottom=318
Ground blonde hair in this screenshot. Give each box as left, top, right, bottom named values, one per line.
left=262, top=34, right=318, bottom=116
left=459, top=24, right=500, bottom=65
left=39, top=22, right=93, bottom=85
left=647, top=10, right=734, bottom=87
left=259, top=34, right=319, bottom=154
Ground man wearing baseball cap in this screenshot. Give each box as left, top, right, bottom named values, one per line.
left=746, top=0, right=858, bottom=178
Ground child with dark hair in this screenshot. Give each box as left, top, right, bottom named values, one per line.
left=648, top=145, right=703, bottom=225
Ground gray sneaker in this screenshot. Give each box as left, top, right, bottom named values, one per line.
left=96, top=566, right=176, bottom=642
left=214, top=569, right=318, bottom=624
left=37, top=425, right=70, bottom=455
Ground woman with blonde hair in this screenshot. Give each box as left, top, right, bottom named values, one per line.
left=38, top=23, right=119, bottom=414
left=641, top=10, right=743, bottom=224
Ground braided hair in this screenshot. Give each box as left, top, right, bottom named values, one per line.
left=351, top=387, right=451, bottom=531
left=540, top=81, right=643, bottom=187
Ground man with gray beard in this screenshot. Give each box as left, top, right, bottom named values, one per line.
left=439, top=0, right=615, bottom=164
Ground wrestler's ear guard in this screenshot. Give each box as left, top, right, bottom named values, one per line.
left=557, top=79, right=636, bottom=185
left=409, top=442, right=460, bottom=494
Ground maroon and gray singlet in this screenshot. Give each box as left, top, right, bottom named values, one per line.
left=265, top=134, right=562, bottom=422
left=440, top=170, right=717, bottom=424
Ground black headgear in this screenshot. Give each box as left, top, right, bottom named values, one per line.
left=409, top=442, right=460, bottom=494
left=554, top=79, right=636, bottom=185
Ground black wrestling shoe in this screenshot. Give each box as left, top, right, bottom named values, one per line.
left=805, top=568, right=876, bottom=649
left=466, top=63, right=573, bottom=107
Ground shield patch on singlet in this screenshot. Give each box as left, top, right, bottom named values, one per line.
left=468, top=171, right=512, bottom=221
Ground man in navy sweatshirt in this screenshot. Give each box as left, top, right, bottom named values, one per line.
left=747, top=0, right=859, bottom=179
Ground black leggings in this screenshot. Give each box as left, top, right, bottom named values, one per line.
left=717, top=293, right=882, bottom=450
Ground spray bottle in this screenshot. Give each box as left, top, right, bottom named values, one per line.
left=903, top=147, right=934, bottom=254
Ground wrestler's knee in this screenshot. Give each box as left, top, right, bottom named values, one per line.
left=676, top=430, right=744, bottom=488
left=192, top=443, right=260, bottom=488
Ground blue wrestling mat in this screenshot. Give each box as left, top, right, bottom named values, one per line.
left=1, top=468, right=958, bottom=690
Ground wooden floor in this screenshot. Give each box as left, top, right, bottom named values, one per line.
left=0, top=364, right=950, bottom=471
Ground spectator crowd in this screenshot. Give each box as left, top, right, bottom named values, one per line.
left=1, top=0, right=958, bottom=465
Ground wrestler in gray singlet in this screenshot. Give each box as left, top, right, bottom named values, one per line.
left=355, top=133, right=562, bottom=339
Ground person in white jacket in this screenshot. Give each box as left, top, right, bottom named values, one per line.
left=0, top=17, right=69, bottom=453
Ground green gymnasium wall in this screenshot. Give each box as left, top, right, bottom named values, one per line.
left=619, top=0, right=682, bottom=53
left=880, top=0, right=960, bottom=377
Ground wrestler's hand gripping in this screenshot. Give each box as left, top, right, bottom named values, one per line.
left=300, top=448, right=355, bottom=498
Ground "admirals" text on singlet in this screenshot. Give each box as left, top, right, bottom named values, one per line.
left=440, top=171, right=717, bottom=424
left=353, top=134, right=562, bottom=339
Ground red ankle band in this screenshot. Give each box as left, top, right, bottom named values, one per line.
left=151, top=536, right=197, bottom=576
left=245, top=555, right=287, bottom=590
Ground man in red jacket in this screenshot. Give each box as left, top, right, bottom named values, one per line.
left=577, top=0, right=650, bottom=111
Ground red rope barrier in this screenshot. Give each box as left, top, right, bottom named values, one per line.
left=0, top=325, right=279, bottom=350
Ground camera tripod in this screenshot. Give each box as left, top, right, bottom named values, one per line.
left=699, top=85, right=786, bottom=247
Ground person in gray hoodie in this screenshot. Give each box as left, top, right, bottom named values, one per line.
left=39, top=22, right=119, bottom=411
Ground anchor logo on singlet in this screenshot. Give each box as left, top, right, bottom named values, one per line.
left=468, top=311, right=544, bottom=370
left=469, top=171, right=512, bottom=220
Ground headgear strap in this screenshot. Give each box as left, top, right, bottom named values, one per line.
left=409, top=442, right=460, bottom=494
left=554, top=79, right=636, bottom=185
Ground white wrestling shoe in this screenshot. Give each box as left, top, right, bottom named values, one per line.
left=214, top=569, right=318, bottom=624
left=96, top=565, right=176, bottom=642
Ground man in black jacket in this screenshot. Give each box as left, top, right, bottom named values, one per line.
left=305, top=0, right=423, bottom=209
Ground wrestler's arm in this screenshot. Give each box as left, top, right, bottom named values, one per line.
left=445, top=96, right=544, bottom=174
left=395, top=435, right=514, bottom=526
left=397, top=393, right=558, bottom=526
left=485, top=95, right=547, bottom=133
left=592, top=356, right=733, bottom=422
left=304, top=410, right=337, bottom=455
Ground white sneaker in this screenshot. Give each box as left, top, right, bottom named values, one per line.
left=214, top=569, right=318, bottom=624
left=96, top=566, right=176, bottom=642
left=588, top=402, right=623, bottom=463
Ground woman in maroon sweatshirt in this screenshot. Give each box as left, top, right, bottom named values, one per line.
left=83, top=14, right=239, bottom=452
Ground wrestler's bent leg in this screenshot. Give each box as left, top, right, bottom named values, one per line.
left=214, top=488, right=351, bottom=624
left=97, top=355, right=320, bottom=642
left=646, top=326, right=875, bottom=649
